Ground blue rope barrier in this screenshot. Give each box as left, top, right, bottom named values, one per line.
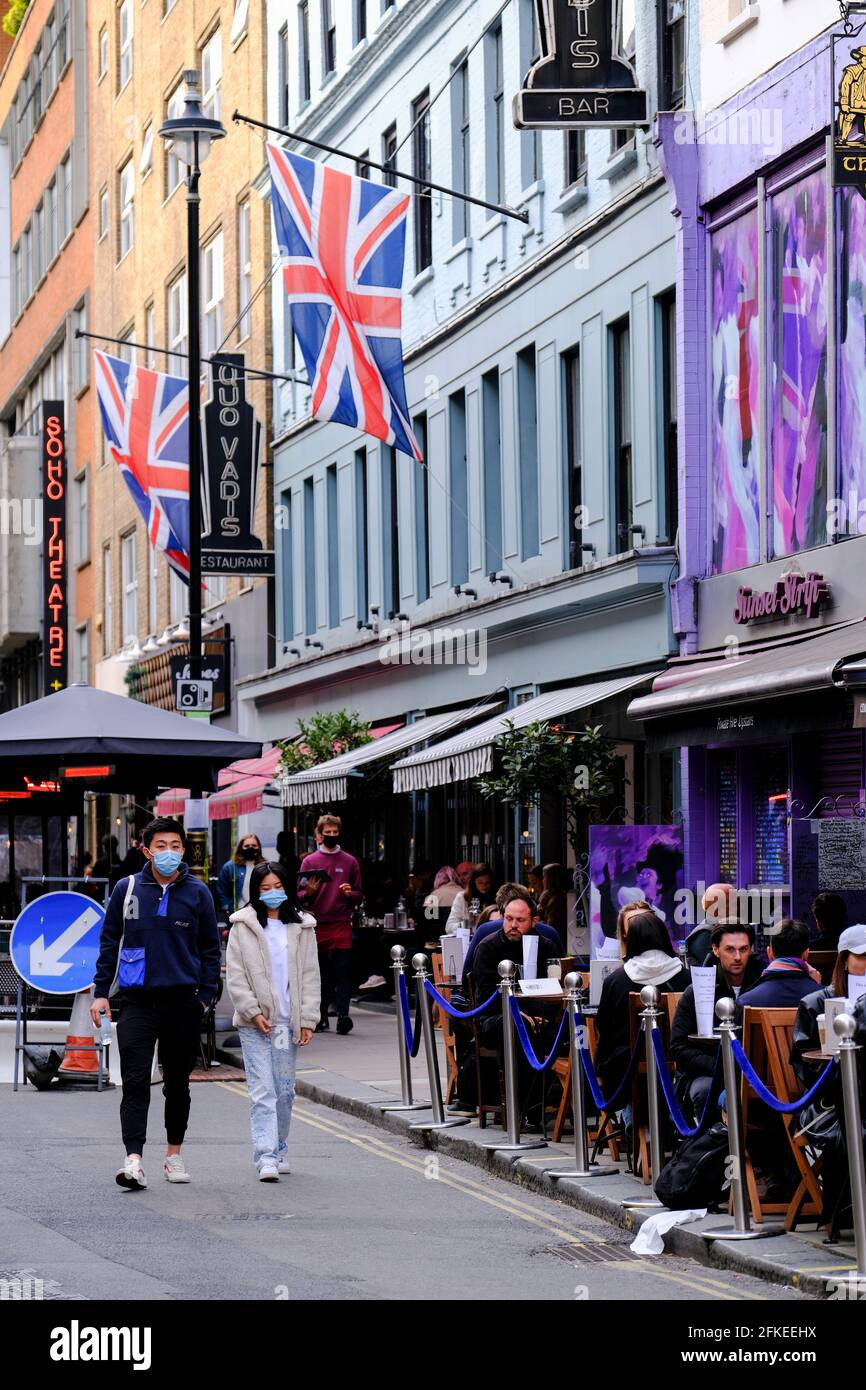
left=575, top=1010, right=643, bottom=1113
left=423, top=978, right=499, bottom=1019
left=651, top=1027, right=720, bottom=1137
left=397, top=975, right=423, bottom=1058
left=508, top=996, right=568, bottom=1072
left=731, top=1039, right=838, bottom=1114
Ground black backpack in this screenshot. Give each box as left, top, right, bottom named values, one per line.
left=654, top=1122, right=730, bottom=1210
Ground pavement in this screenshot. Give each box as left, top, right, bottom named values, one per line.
left=217, top=1002, right=862, bottom=1301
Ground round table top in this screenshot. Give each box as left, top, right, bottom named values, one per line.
left=802, top=1049, right=838, bottom=1062
left=688, top=1032, right=722, bottom=1043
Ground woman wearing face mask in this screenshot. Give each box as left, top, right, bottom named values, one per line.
left=226, top=862, right=320, bottom=1181
left=217, top=835, right=264, bottom=918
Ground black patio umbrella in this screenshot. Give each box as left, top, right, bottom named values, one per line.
left=0, top=684, right=262, bottom=799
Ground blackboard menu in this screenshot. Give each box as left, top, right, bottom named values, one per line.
left=791, top=818, right=866, bottom=931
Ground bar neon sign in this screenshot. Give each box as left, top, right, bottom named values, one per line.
left=61, top=765, right=114, bottom=779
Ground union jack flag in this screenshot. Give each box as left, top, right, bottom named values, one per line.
left=94, top=350, right=191, bottom=582
left=267, top=143, right=422, bottom=461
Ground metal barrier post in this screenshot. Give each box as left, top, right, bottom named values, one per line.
left=834, top=1013, right=866, bottom=1281
left=544, top=972, right=616, bottom=1179
left=623, top=985, right=664, bottom=1209
left=409, top=954, right=470, bottom=1131
left=700, top=997, right=782, bottom=1241
left=379, top=945, right=430, bottom=1113
left=483, top=960, right=547, bottom=1154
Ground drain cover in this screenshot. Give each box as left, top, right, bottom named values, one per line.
left=544, top=1240, right=635, bottom=1268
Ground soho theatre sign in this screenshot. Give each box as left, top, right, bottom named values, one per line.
left=513, top=0, right=648, bottom=130
left=42, top=401, right=67, bottom=694
left=201, top=354, right=274, bottom=576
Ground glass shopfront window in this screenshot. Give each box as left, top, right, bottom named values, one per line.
left=711, top=744, right=789, bottom=888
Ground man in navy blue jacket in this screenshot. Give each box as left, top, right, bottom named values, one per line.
left=737, top=918, right=821, bottom=1013
left=90, top=817, right=221, bottom=1190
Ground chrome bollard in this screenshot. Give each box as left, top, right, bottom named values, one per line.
left=700, top=998, right=782, bottom=1241
left=622, top=985, right=664, bottom=1209
left=833, top=1013, right=866, bottom=1281
left=483, top=960, right=547, bottom=1154
left=409, top=954, right=470, bottom=1131
left=379, top=945, right=430, bottom=1113
left=544, top=972, right=616, bottom=1179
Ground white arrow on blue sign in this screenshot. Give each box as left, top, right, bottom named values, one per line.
left=10, top=892, right=105, bottom=995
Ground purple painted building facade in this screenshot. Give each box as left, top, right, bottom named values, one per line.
left=629, top=22, right=866, bottom=916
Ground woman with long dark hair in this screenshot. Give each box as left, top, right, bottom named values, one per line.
left=216, top=833, right=265, bottom=916
left=594, top=911, right=690, bottom=1085
left=445, top=862, right=497, bottom=931
left=226, top=862, right=320, bottom=1180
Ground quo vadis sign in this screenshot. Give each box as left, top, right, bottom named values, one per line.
left=733, top=571, right=830, bottom=625
left=202, top=354, right=274, bottom=576
left=513, top=0, right=648, bottom=130
left=42, top=401, right=67, bottom=694
left=832, top=22, right=866, bottom=188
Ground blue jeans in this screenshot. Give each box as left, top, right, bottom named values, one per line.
left=238, top=1024, right=298, bottom=1170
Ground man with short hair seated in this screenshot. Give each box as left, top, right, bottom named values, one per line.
left=737, top=918, right=820, bottom=1011
left=461, top=882, right=562, bottom=987
left=671, top=922, right=763, bottom=1112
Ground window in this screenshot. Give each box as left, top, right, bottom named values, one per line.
left=412, top=91, right=432, bottom=272
left=326, top=464, right=340, bottom=627
left=117, top=324, right=136, bottom=364
left=202, top=232, right=224, bottom=359
left=203, top=574, right=227, bottom=608
left=169, top=567, right=185, bottom=624
left=46, top=178, right=57, bottom=263
left=76, top=624, right=90, bottom=684
left=149, top=551, right=158, bottom=633
left=168, top=272, right=187, bottom=371
left=382, top=446, right=399, bottom=618
left=660, top=0, right=686, bottom=110
left=139, top=122, right=153, bottom=178
left=12, top=247, right=20, bottom=319
left=452, top=59, right=470, bottom=241
left=102, top=545, right=113, bottom=655
left=355, top=450, right=368, bottom=621
left=57, top=0, right=70, bottom=70
left=34, top=202, right=44, bottom=286
left=73, top=303, right=89, bottom=392
left=487, top=22, right=505, bottom=204
left=280, top=489, right=294, bottom=640
left=299, top=2, right=311, bottom=105
left=413, top=417, right=429, bottom=603
left=519, top=0, right=541, bottom=187
left=303, top=477, right=316, bottom=635
left=118, top=0, right=133, bottom=91
left=165, top=82, right=185, bottom=196
left=76, top=470, right=89, bottom=563
left=60, top=153, right=72, bottom=242
left=611, top=0, right=636, bottom=154
left=277, top=25, right=290, bottom=126
left=201, top=29, right=222, bottom=121
left=563, top=348, right=582, bottom=567
left=98, top=26, right=108, bottom=80
left=118, top=159, right=134, bottom=260
left=145, top=302, right=156, bottom=368
left=230, top=0, right=249, bottom=46
left=356, top=150, right=371, bottom=181
left=99, top=185, right=109, bottom=239
left=564, top=130, right=587, bottom=189
left=237, top=201, right=252, bottom=340
left=482, top=368, right=503, bottom=574
left=516, top=346, right=539, bottom=559
left=449, top=389, right=469, bottom=586
left=382, top=123, right=398, bottom=187
left=22, top=225, right=31, bottom=303
left=33, top=43, right=43, bottom=126
left=121, top=531, right=138, bottom=639
left=355, top=0, right=367, bottom=45
left=658, top=292, right=678, bottom=544
left=611, top=319, right=633, bottom=553
left=322, top=0, right=336, bottom=74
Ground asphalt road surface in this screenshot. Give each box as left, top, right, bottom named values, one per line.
left=0, top=1081, right=809, bottom=1303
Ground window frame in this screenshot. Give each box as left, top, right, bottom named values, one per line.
left=201, top=28, right=222, bottom=122
left=412, top=89, right=432, bottom=273
left=118, top=157, right=135, bottom=261
left=121, top=528, right=138, bottom=641
left=118, top=0, right=133, bottom=93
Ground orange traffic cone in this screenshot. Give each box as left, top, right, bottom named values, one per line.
left=57, top=989, right=105, bottom=1087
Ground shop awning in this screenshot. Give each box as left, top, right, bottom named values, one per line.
left=390, top=672, right=658, bottom=794
left=156, top=745, right=285, bottom=819
left=627, top=621, right=866, bottom=724
left=279, top=704, right=501, bottom=807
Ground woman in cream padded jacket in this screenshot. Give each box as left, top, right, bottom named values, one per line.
left=226, top=861, right=320, bottom=1181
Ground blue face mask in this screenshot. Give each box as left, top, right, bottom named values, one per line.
left=260, top=889, right=288, bottom=909
left=152, top=849, right=183, bottom=877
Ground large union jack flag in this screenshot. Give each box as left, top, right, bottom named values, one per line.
left=94, top=350, right=191, bottom=582
left=267, top=143, right=422, bottom=461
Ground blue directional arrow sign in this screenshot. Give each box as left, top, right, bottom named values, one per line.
left=10, top=892, right=105, bottom=995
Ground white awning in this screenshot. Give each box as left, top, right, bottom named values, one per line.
left=390, top=672, right=658, bottom=793
left=279, top=702, right=501, bottom=807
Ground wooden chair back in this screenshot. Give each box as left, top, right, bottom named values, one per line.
left=430, top=953, right=459, bottom=1102
left=628, top=990, right=676, bottom=1183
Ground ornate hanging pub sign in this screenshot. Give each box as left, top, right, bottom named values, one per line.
left=832, top=4, right=866, bottom=189
left=513, top=0, right=649, bottom=131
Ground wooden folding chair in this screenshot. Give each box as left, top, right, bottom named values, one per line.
left=740, top=1007, right=824, bottom=1231
left=552, top=1011, right=622, bottom=1160
left=431, top=954, right=459, bottom=1104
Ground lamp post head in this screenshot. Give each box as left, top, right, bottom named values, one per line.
left=158, top=69, right=226, bottom=167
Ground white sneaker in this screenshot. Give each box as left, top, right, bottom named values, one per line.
left=277, top=1156, right=291, bottom=1174
left=359, top=974, right=387, bottom=990
left=116, top=1156, right=147, bottom=1190
left=163, top=1154, right=191, bottom=1183
left=259, top=1164, right=279, bottom=1182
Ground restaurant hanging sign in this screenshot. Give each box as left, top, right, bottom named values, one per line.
left=42, top=400, right=68, bottom=695
left=513, top=0, right=648, bottom=130
left=832, top=15, right=866, bottom=189
left=201, top=354, right=274, bottom=576
left=733, top=571, right=830, bottom=626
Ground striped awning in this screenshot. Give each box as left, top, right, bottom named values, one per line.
left=279, top=702, right=500, bottom=807
left=390, top=673, right=658, bottom=793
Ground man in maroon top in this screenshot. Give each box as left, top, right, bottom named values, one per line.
left=299, top=813, right=363, bottom=1035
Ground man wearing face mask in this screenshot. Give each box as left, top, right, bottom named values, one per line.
left=299, top=813, right=363, bottom=1035
left=216, top=834, right=265, bottom=919
left=90, top=817, right=221, bottom=1190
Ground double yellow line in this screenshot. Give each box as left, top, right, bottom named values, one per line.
left=219, top=1082, right=762, bottom=1301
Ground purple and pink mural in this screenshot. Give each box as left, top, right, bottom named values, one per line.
left=838, top=187, right=866, bottom=521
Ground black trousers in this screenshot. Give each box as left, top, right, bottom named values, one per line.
left=116, top=993, right=202, bottom=1154
left=318, top=946, right=353, bottom=1018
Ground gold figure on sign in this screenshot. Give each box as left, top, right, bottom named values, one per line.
left=838, top=47, right=866, bottom=143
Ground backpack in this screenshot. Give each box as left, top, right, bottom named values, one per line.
left=654, top=1122, right=730, bottom=1210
